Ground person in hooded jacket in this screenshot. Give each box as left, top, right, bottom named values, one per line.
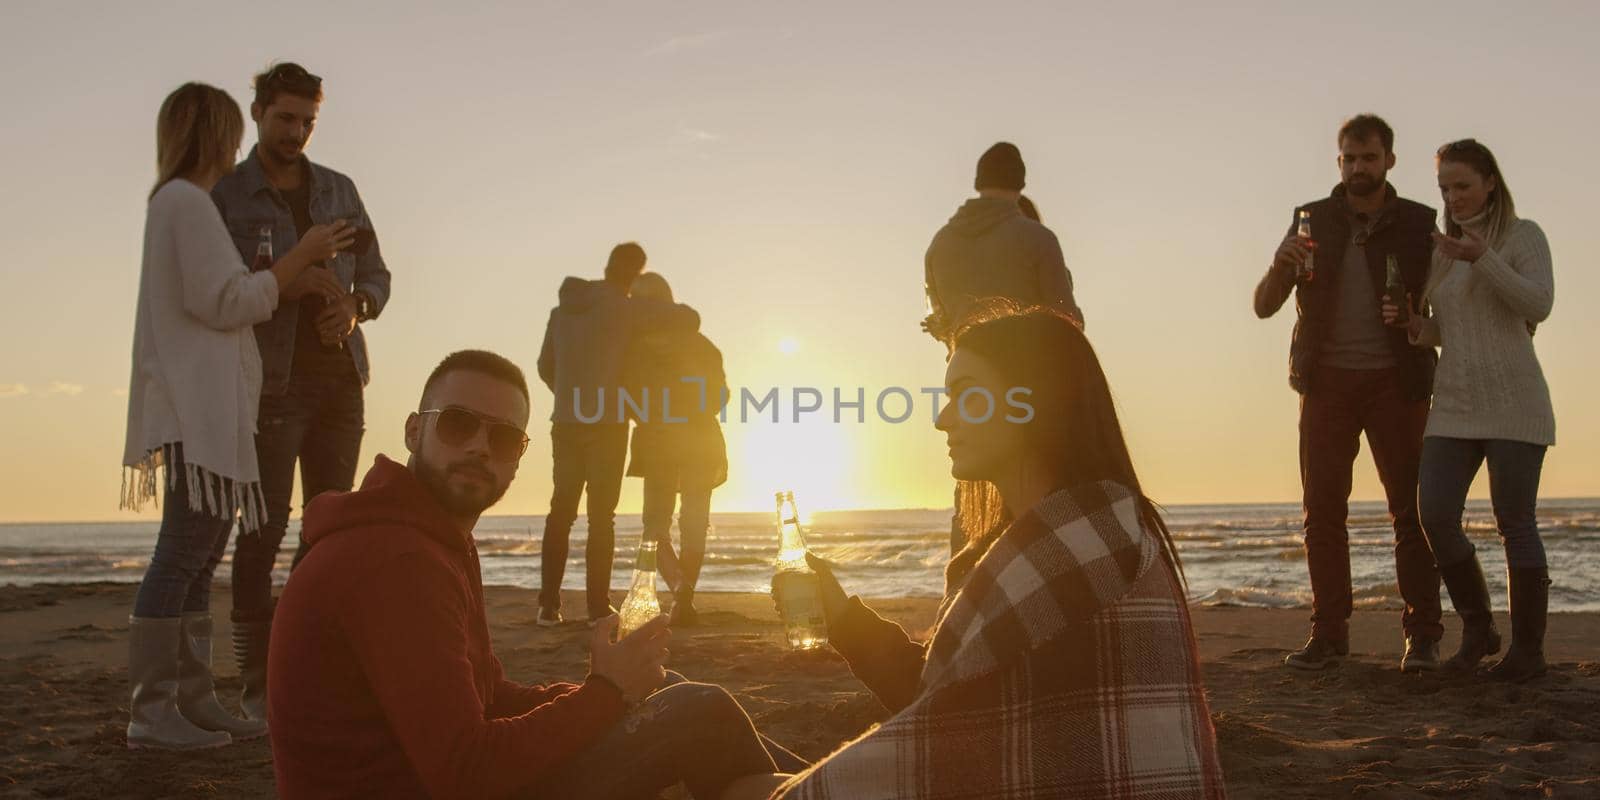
left=535, top=243, right=701, bottom=626
left=925, top=143, right=1083, bottom=556
left=922, top=141, right=1083, bottom=344
left=269, top=350, right=794, bottom=800
left=620, top=272, right=729, bottom=625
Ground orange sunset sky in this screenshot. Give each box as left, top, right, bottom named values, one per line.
left=1, top=0, right=1596, bottom=522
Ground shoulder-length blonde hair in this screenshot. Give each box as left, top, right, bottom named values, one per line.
left=151, top=83, right=243, bottom=199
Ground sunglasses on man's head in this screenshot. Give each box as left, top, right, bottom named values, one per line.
left=418, top=407, right=529, bottom=462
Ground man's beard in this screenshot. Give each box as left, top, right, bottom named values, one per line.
left=415, top=450, right=508, bottom=517
left=1347, top=174, right=1382, bottom=197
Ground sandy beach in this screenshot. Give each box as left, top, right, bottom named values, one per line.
left=2, top=582, right=1597, bottom=799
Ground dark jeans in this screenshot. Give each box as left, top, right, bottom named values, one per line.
left=1299, top=366, right=1442, bottom=642
left=540, top=422, right=629, bottom=617
left=231, top=358, right=365, bottom=618
left=519, top=672, right=804, bottom=800
left=133, top=445, right=235, bottom=618
left=1419, top=436, right=1548, bottom=570
left=642, top=470, right=712, bottom=593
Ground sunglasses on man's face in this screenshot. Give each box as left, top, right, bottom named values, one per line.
left=418, top=407, right=529, bottom=462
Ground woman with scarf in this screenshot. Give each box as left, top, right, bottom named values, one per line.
left=772, top=302, right=1225, bottom=799
left=122, top=82, right=351, bottom=749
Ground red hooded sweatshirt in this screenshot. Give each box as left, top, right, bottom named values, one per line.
left=268, top=456, right=627, bottom=799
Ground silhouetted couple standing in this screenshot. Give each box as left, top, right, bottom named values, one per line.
left=536, top=244, right=727, bottom=626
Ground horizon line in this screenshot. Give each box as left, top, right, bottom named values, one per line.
left=6, top=495, right=1598, bottom=527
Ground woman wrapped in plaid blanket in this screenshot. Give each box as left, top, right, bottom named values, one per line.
left=770, top=302, right=1226, bottom=799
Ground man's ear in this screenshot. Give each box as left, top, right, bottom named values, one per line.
left=1385, top=151, right=1397, bottom=171
left=250, top=101, right=264, bottom=123
left=405, top=413, right=422, bottom=454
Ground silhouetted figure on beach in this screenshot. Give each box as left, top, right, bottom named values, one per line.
left=1384, top=139, right=1557, bottom=682
left=924, top=144, right=1081, bottom=556
left=212, top=62, right=393, bottom=722
left=536, top=243, right=700, bottom=626
left=772, top=302, right=1224, bottom=799
left=922, top=142, right=1082, bottom=343
left=1253, top=114, right=1442, bottom=672
left=122, top=82, right=349, bottom=750
left=620, top=272, right=729, bottom=626
left=268, top=350, right=797, bottom=799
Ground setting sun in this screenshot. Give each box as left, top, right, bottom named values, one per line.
left=777, top=336, right=800, bottom=355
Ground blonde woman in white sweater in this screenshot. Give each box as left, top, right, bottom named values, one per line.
left=122, top=83, right=352, bottom=749
left=1383, top=139, right=1554, bottom=683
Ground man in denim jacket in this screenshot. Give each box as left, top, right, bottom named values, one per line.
left=212, top=62, right=392, bottom=722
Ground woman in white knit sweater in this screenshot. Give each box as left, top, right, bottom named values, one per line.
left=1383, top=139, right=1555, bottom=683
left=122, top=83, right=351, bottom=749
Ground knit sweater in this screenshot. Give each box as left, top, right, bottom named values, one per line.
left=121, top=179, right=279, bottom=529
left=1413, top=215, right=1555, bottom=445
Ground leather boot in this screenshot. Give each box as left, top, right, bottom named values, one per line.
left=178, top=613, right=268, bottom=739
left=231, top=602, right=273, bottom=722
left=127, top=616, right=232, bottom=750
left=1438, top=555, right=1501, bottom=672
left=1485, top=567, right=1549, bottom=683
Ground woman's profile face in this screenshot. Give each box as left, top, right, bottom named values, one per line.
left=1438, top=159, right=1496, bottom=222
left=936, top=347, right=1027, bottom=482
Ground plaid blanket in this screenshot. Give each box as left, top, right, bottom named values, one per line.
left=773, top=481, right=1226, bottom=799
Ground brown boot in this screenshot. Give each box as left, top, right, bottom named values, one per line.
left=1485, top=567, right=1549, bottom=683
left=1438, top=556, right=1501, bottom=673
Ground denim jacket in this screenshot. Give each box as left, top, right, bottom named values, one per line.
left=211, top=146, right=391, bottom=395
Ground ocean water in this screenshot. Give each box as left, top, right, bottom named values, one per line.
left=3, top=498, right=1597, bottom=612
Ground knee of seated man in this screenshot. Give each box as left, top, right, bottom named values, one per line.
left=648, top=681, right=742, bottom=724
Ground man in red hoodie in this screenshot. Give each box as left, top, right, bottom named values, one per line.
left=269, top=350, right=794, bottom=799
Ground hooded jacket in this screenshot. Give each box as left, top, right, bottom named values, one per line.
left=924, top=196, right=1083, bottom=332
left=622, top=328, right=729, bottom=487
left=537, top=277, right=701, bottom=424
left=268, top=456, right=627, bottom=800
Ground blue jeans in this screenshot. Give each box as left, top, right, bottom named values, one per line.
left=231, top=358, right=365, bottom=618
left=132, top=445, right=235, bottom=618
left=519, top=672, right=805, bottom=800
left=1418, top=436, right=1548, bottom=570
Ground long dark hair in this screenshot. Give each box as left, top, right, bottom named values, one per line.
left=949, top=301, right=1185, bottom=583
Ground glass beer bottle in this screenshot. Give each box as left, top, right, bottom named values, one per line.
left=1296, top=209, right=1316, bottom=282
left=772, top=491, right=828, bottom=650
left=251, top=226, right=273, bottom=272
left=1385, top=254, right=1410, bottom=326
left=617, top=538, right=662, bottom=638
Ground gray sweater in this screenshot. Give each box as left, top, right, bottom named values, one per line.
left=924, top=197, right=1083, bottom=332
left=1413, top=217, right=1555, bottom=445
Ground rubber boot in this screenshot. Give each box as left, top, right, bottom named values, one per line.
left=127, top=616, right=232, bottom=750
left=1485, top=567, right=1549, bottom=683
left=231, top=602, right=273, bottom=722
left=1438, top=555, right=1502, bottom=673
left=177, top=613, right=268, bottom=739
